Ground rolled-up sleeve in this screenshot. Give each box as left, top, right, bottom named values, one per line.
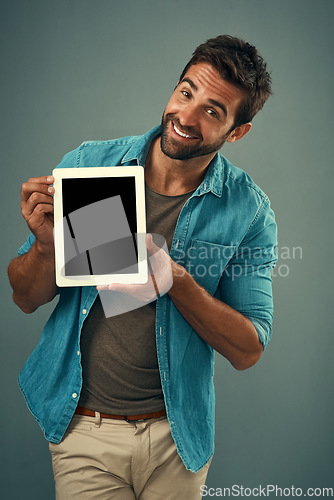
left=216, top=196, right=278, bottom=349
left=18, top=233, right=36, bottom=256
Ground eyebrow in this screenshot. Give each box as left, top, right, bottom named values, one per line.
left=180, top=77, right=228, bottom=117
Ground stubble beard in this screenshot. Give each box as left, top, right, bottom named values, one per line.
left=160, top=112, right=230, bottom=161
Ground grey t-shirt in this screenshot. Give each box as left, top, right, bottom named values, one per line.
left=78, top=185, right=193, bottom=414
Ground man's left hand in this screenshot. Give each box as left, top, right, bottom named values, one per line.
left=96, top=234, right=174, bottom=302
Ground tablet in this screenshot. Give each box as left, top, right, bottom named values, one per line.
left=53, top=166, right=148, bottom=287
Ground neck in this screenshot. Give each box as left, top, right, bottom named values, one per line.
left=145, top=136, right=216, bottom=196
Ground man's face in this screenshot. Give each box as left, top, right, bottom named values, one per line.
left=160, top=62, right=245, bottom=161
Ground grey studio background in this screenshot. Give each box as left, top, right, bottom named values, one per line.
left=1, top=0, right=333, bottom=498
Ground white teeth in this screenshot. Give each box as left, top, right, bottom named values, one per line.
left=173, top=123, right=195, bottom=139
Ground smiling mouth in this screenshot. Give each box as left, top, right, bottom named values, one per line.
left=172, top=122, right=198, bottom=140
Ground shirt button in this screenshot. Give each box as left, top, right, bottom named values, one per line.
left=82, top=309, right=87, bottom=315
left=77, top=351, right=80, bottom=356
left=72, top=393, right=78, bottom=399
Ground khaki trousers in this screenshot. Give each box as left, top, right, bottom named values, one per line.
left=49, top=414, right=211, bottom=499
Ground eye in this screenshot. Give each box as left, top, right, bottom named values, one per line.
left=207, top=108, right=218, bottom=118
left=181, top=90, right=191, bottom=98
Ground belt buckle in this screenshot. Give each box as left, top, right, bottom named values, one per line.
left=123, top=415, right=145, bottom=423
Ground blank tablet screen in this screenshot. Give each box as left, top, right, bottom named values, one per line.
left=53, top=167, right=147, bottom=287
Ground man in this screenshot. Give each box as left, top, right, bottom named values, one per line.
left=8, top=35, right=277, bottom=499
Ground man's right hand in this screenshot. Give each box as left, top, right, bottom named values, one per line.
left=20, top=175, right=55, bottom=250
left=8, top=174, right=58, bottom=313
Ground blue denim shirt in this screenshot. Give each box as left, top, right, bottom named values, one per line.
left=18, top=126, right=277, bottom=473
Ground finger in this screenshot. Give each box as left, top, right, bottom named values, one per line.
left=96, top=281, right=149, bottom=294
left=21, top=183, right=54, bottom=204
left=96, top=283, right=127, bottom=292
left=26, top=203, right=54, bottom=229
left=149, top=244, right=170, bottom=272
left=22, top=192, right=54, bottom=218
left=21, top=176, right=54, bottom=203
left=22, top=196, right=54, bottom=222
left=145, top=233, right=161, bottom=256
left=27, top=175, right=54, bottom=184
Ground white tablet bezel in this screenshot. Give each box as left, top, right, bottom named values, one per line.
left=53, top=166, right=148, bottom=287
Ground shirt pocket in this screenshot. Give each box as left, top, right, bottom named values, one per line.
left=185, top=239, right=236, bottom=295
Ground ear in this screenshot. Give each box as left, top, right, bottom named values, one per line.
left=226, top=122, right=252, bottom=143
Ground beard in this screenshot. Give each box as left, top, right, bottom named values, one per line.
left=160, top=112, right=231, bottom=161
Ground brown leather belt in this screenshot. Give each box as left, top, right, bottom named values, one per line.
left=75, top=405, right=167, bottom=422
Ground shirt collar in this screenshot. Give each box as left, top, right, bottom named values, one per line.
left=121, top=126, right=161, bottom=166
left=121, top=125, right=224, bottom=198
left=196, top=153, right=223, bottom=198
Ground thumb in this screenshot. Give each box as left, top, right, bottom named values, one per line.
left=145, top=233, right=160, bottom=256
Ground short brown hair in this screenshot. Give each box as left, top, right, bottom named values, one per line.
left=179, top=35, right=272, bottom=128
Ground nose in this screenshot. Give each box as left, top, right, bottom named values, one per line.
left=178, top=102, right=199, bottom=128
